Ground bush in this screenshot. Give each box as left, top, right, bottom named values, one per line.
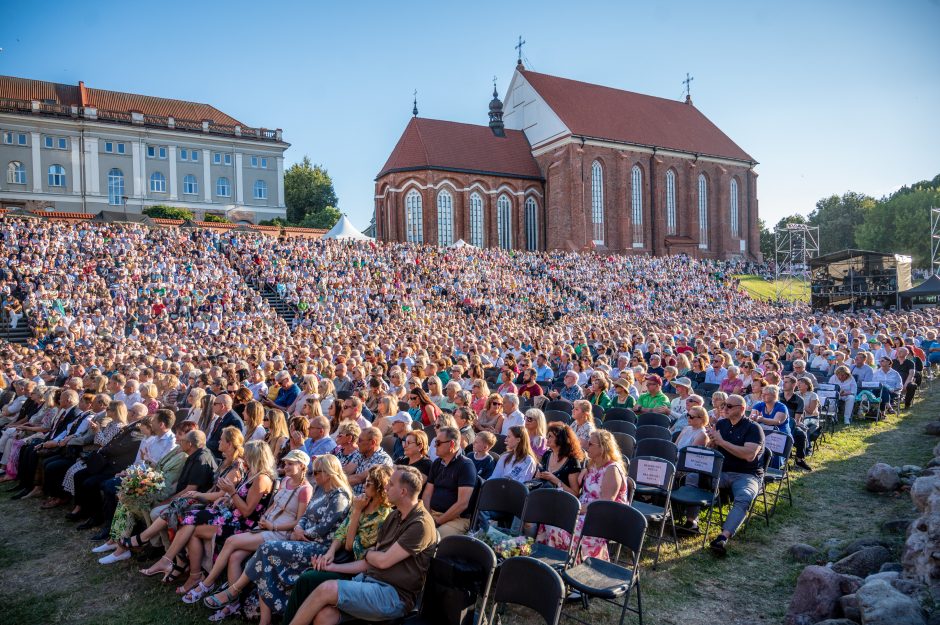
left=143, top=205, right=194, bottom=221
left=203, top=214, right=231, bottom=223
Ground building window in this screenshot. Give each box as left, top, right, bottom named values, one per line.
left=147, top=146, right=155, bottom=158
left=665, top=169, right=677, bottom=235
left=698, top=174, right=708, bottom=249
left=260, top=157, right=267, bottom=169
left=631, top=165, right=643, bottom=246
left=469, top=192, right=484, bottom=248
left=591, top=160, right=604, bottom=244
left=6, top=161, right=26, bottom=185
left=180, top=148, right=188, bottom=161
left=405, top=189, right=423, bottom=244
left=224, top=153, right=232, bottom=166
left=2, top=132, right=12, bottom=144
left=44, top=136, right=53, bottom=148
left=44, top=136, right=68, bottom=149
left=18, top=133, right=27, bottom=146
left=250, top=156, right=258, bottom=168
left=213, top=152, right=222, bottom=164
left=47, top=164, right=66, bottom=187
left=436, top=190, right=453, bottom=247
left=147, top=145, right=167, bottom=159
left=730, top=178, right=740, bottom=238
left=107, top=168, right=124, bottom=206
left=150, top=172, right=166, bottom=193
left=253, top=180, right=267, bottom=200
left=159, top=146, right=167, bottom=159
left=525, top=197, right=538, bottom=251
left=191, top=150, right=199, bottom=162
left=104, top=142, right=125, bottom=154
left=217, top=177, right=231, bottom=197
left=183, top=174, right=198, bottom=195
left=497, top=194, right=512, bottom=250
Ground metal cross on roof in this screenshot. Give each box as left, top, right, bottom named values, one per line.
left=515, top=36, right=526, bottom=64
left=683, top=73, right=694, bottom=99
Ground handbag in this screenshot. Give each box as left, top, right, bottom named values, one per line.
left=524, top=479, right=552, bottom=492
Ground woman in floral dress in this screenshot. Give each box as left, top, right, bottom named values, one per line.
left=203, top=454, right=352, bottom=625
left=62, top=400, right=122, bottom=496
left=538, top=429, right=632, bottom=561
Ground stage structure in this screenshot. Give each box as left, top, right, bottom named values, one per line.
left=774, top=223, right=818, bottom=301
left=931, top=207, right=940, bottom=276
left=809, top=249, right=913, bottom=311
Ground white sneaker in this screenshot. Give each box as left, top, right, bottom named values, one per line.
left=844, top=418, right=851, bottom=425
left=92, top=542, right=117, bottom=554
left=99, top=550, right=131, bottom=565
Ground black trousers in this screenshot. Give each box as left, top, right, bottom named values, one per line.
left=15, top=440, right=45, bottom=490
left=74, top=467, right=117, bottom=522
left=792, top=426, right=809, bottom=460
left=903, top=382, right=917, bottom=409
left=42, top=454, right=76, bottom=498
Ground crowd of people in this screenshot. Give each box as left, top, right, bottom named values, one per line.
left=0, top=217, right=938, bottom=623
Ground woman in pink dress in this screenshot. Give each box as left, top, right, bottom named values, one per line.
left=538, top=429, right=632, bottom=561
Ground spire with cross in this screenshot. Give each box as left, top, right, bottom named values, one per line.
left=683, top=73, right=694, bottom=104
left=515, top=36, right=526, bottom=66
left=412, top=90, right=418, bottom=117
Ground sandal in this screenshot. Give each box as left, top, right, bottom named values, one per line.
left=182, top=580, right=215, bottom=604
left=162, top=557, right=190, bottom=584
left=208, top=602, right=241, bottom=622
left=120, top=532, right=147, bottom=549
left=204, top=586, right=240, bottom=610
left=139, top=556, right=173, bottom=578
left=176, top=573, right=204, bottom=595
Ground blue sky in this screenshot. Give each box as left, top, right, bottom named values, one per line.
left=3, top=0, right=939, bottom=230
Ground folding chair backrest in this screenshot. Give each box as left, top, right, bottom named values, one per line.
left=591, top=403, right=606, bottom=422
left=491, top=434, right=507, bottom=455
left=580, top=500, right=648, bottom=557
left=545, top=410, right=572, bottom=425
left=635, top=424, right=672, bottom=441
left=601, top=420, right=637, bottom=437
left=471, top=477, right=528, bottom=529
left=603, top=408, right=637, bottom=424
left=612, top=432, right=636, bottom=460
left=677, top=446, right=724, bottom=481
left=381, top=435, right=396, bottom=456
left=545, top=400, right=573, bottom=415
left=817, top=383, right=837, bottom=391
left=629, top=456, right=676, bottom=495
left=637, top=412, right=671, bottom=429
left=764, top=430, right=793, bottom=462
left=419, top=535, right=498, bottom=625
left=521, top=488, right=580, bottom=534
left=491, top=556, right=564, bottom=625
left=861, top=381, right=882, bottom=391
left=634, top=438, right=678, bottom=464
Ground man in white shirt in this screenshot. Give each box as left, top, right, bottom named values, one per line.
left=500, top=393, right=525, bottom=436
left=135, top=409, right=177, bottom=466
left=120, top=380, right=143, bottom=410
left=871, top=357, right=903, bottom=414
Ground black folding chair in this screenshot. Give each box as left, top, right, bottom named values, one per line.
left=699, top=383, right=719, bottom=401
left=491, top=434, right=507, bottom=455
left=545, top=409, right=572, bottom=425
left=629, top=456, right=678, bottom=568
left=634, top=438, right=678, bottom=465
left=381, top=434, right=397, bottom=456
left=741, top=448, right=774, bottom=532
left=635, top=424, right=672, bottom=442
left=669, top=446, right=725, bottom=548
left=546, top=399, right=574, bottom=415
left=591, top=403, right=606, bottom=423
left=469, top=477, right=528, bottom=533
left=763, top=430, right=794, bottom=512
left=561, top=501, right=647, bottom=625
left=520, top=488, right=580, bottom=570
left=637, top=412, right=671, bottom=429
left=601, top=420, right=637, bottom=437
left=611, top=432, right=636, bottom=459
left=604, top=408, right=637, bottom=424
left=402, top=535, right=497, bottom=625
left=488, top=556, right=564, bottom=625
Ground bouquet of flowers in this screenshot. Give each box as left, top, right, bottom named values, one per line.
left=470, top=525, right=534, bottom=560
left=118, top=464, right=166, bottom=505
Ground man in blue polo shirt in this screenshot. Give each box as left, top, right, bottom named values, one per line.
left=263, top=370, right=299, bottom=411
left=704, top=393, right=764, bottom=555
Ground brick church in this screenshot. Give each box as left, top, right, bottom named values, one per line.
left=374, top=61, right=759, bottom=260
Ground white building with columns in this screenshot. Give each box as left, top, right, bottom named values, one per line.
left=0, top=75, right=288, bottom=222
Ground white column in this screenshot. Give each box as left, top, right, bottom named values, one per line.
left=30, top=132, right=41, bottom=192
left=84, top=137, right=100, bottom=195
left=70, top=140, right=81, bottom=196
left=276, top=156, right=285, bottom=208
left=139, top=141, right=147, bottom=201
left=202, top=149, right=211, bottom=203
left=131, top=141, right=142, bottom=198
left=234, top=152, right=244, bottom=204
left=168, top=144, right=178, bottom=200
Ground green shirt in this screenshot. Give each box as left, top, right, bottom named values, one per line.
left=637, top=391, right=670, bottom=410
left=587, top=392, right=611, bottom=409
left=610, top=395, right=636, bottom=410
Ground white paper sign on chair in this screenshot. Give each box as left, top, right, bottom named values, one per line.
left=684, top=451, right=714, bottom=473
left=636, top=459, right=667, bottom=487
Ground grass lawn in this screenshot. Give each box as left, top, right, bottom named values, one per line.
left=2, top=386, right=938, bottom=625
left=734, top=274, right=810, bottom=302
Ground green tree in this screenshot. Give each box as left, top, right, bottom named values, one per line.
left=203, top=214, right=231, bottom=223
left=857, top=179, right=940, bottom=266
left=284, top=157, right=338, bottom=224
left=143, top=205, right=194, bottom=220
left=299, top=206, right=342, bottom=230
left=758, top=218, right=774, bottom=261
left=808, top=192, right=875, bottom=255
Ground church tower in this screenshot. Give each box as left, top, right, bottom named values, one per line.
left=488, top=83, right=505, bottom=137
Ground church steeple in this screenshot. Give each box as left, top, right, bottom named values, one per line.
left=412, top=90, right=418, bottom=117
left=488, top=79, right=505, bottom=137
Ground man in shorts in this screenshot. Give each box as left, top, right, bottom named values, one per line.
left=287, top=465, right=437, bottom=624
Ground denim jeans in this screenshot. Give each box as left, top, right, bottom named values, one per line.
left=718, top=471, right=762, bottom=537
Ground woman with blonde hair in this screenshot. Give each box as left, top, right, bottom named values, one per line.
left=370, top=395, right=397, bottom=435
left=204, top=454, right=352, bottom=621
left=523, top=408, right=548, bottom=457
left=243, top=400, right=266, bottom=441
left=291, top=374, right=320, bottom=417
left=140, top=382, right=160, bottom=414
left=301, top=396, right=323, bottom=420
left=539, top=429, right=631, bottom=561
left=184, top=387, right=206, bottom=423
left=264, top=409, right=290, bottom=461
left=317, top=378, right=335, bottom=416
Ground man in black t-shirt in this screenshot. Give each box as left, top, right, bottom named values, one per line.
left=892, top=347, right=918, bottom=409
left=704, top=394, right=764, bottom=555
left=422, top=426, right=477, bottom=538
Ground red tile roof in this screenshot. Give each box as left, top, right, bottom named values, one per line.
left=377, top=117, right=542, bottom=180
left=0, top=75, right=244, bottom=126
left=521, top=69, right=754, bottom=162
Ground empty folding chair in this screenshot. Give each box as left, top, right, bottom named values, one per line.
left=763, top=430, right=794, bottom=512
left=545, top=409, right=572, bottom=425
left=561, top=501, right=647, bottom=625
left=633, top=438, right=678, bottom=465
left=669, top=446, right=725, bottom=547
left=487, top=556, right=565, bottom=625
left=604, top=408, right=637, bottom=424
left=699, top=382, right=719, bottom=402
left=469, top=477, right=528, bottom=533
left=591, top=403, right=606, bottom=423
left=635, top=424, right=672, bottom=442
left=601, top=420, right=637, bottom=437
left=546, top=399, right=574, bottom=415
left=637, top=412, right=671, bottom=429
left=611, top=432, right=636, bottom=460
left=520, top=488, right=580, bottom=570
left=629, top=456, right=678, bottom=568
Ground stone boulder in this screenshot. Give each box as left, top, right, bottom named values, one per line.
left=855, top=578, right=925, bottom=625
left=903, top=488, right=940, bottom=584
left=838, top=593, right=860, bottom=622
left=925, top=421, right=940, bottom=436
left=867, top=463, right=901, bottom=492
left=839, top=537, right=889, bottom=560
left=882, top=518, right=912, bottom=535
left=789, top=543, right=820, bottom=563
left=832, top=546, right=893, bottom=578
left=784, top=565, right=863, bottom=625
left=911, top=474, right=940, bottom=512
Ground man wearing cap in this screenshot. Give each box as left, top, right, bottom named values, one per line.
left=388, top=413, right=413, bottom=458
left=636, top=374, right=671, bottom=416
left=669, top=377, right=694, bottom=423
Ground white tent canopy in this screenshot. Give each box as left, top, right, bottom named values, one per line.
left=321, top=215, right=372, bottom=240
left=449, top=239, right=473, bottom=248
